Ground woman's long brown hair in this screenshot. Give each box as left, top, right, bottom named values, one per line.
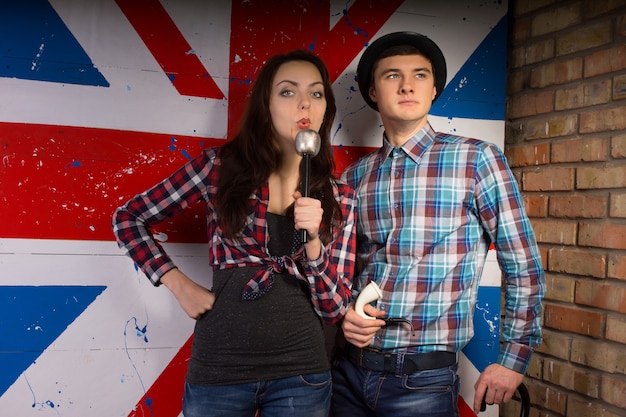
left=215, top=50, right=341, bottom=244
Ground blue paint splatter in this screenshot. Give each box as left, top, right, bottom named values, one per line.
left=169, top=137, right=178, bottom=152
left=24, top=373, right=58, bottom=410
left=341, top=7, right=368, bottom=39
left=123, top=316, right=154, bottom=415
left=126, top=317, right=149, bottom=343
left=64, top=160, right=82, bottom=169
left=331, top=104, right=368, bottom=144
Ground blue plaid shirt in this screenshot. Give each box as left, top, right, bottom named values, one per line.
left=341, top=123, right=544, bottom=373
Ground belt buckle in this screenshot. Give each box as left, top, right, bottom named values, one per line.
left=356, top=348, right=365, bottom=367
left=356, top=346, right=378, bottom=369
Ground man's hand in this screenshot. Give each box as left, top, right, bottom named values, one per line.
left=473, top=364, right=524, bottom=414
left=341, top=303, right=386, bottom=347
left=160, top=268, right=215, bottom=319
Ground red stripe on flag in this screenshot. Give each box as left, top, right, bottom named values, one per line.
left=459, top=394, right=478, bottom=417
left=0, top=122, right=220, bottom=242
left=127, top=336, right=193, bottom=417
left=227, top=0, right=404, bottom=134
left=0, top=121, right=374, bottom=241
left=311, top=0, right=406, bottom=81
left=115, top=0, right=225, bottom=99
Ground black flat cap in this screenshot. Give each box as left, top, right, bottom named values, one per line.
left=357, top=31, right=447, bottom=111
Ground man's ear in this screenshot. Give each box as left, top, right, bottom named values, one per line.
left=432, top=86, right=437, bottom=101
left=369, top=86, right=378, bottom=104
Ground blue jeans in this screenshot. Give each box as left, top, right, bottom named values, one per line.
left=331, top=356, right=459, bottom=417
left=183, top=372, right=331, bottom=417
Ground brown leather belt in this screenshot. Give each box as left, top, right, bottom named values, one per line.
left=346, top=344, right=457, bottom=375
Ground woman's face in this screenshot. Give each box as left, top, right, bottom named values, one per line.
left=269, top=60, right=327, bottom=152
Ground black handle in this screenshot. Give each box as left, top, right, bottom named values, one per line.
left=300, top=153, right=311, bottom=243
left=517, top=382, right=530, bottom=417
left=480, top=382, right=530, bottom=417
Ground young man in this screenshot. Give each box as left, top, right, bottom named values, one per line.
left=332, top=32, right=545, bottom=417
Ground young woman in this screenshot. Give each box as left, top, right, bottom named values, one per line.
left=113, top=50, right=357, bottom=417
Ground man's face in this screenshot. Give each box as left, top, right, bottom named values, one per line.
left=369, top=54, right=436, bottom=125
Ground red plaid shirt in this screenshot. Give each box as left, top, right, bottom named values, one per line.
left=113, top=148, right=357, bottom=324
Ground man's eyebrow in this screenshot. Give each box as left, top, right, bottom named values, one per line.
left=379, top=66, right=432, bottom=75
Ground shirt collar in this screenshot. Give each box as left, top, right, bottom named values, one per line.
left=380, top=123, right=436, bottom=164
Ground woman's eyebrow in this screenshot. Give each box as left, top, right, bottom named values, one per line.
left=275, top=80, right=324, bottom=87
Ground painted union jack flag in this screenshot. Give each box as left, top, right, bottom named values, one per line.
left=0, top=1, right=508, bottom=416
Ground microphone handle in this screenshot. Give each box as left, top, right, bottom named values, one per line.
left=300, top=153, right=311, bottom=243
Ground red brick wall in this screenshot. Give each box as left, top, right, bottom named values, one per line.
left=503, top=1, right=626, bottom=416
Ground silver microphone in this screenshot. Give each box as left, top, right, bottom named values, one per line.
left=294, top=129, right=321, bottom=243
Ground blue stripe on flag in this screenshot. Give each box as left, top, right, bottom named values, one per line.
left=431, top=14, right=507, bottom=121
left=0, top=285, right=106, bottom=395
left=462, top=285, right=501, bottom=372
left=0, top=0, right=109, bottom=86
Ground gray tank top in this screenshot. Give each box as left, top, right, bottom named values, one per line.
left=186, top=212, right=329, bottom=385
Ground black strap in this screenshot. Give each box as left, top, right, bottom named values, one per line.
left=346, top=344, right=457, bottom=375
